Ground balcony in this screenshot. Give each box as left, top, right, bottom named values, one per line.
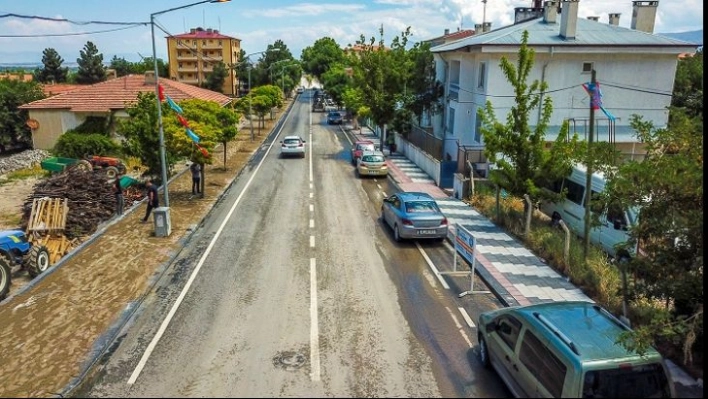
left=179, top=77, right=200, bottom=84
left=176, top=53, right=198, bottom=61
left=177, top=65, right=199, bottom=72
left=201, top=42, right=223, bottom=49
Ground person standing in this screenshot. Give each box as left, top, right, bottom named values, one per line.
left=114, top=173, right=124, bottom=216
left=141, top=180, right=159, bottom=223
left=190, top=162, right=201, bottom=195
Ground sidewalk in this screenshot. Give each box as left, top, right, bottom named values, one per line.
left=347, top=124, right=703, bottom=397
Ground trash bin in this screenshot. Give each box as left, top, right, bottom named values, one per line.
left=153, top=207, right=171, bottom=237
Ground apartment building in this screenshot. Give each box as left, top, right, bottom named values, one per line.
left=167, top=27, right=241, bottom=96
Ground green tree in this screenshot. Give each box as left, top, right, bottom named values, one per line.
left=320, top=65, right=350, bottom=106
left=477, top=30, right=582, bottom=204
left=671, top=48, right=703, bottom=118
left=76, top=41, right=106, bottom=84
left=203, top=61, right=228, bottom=92
left=407, top=41, right=444, bottom=125
left=234, top=48, right=248, bottom=96
left=0, top=79, right=45, bottom=150
left=341, top=87, right=366, bottom=129
left=214, top=105, right=239, bottom=168
left=35, top=48, right=69, bottom=83
left=109, top=56, right=133, bottom=77
left=300, top=37, right=346, bottom=80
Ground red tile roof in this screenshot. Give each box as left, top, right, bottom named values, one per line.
left=20, top=74, right=232, bottom=112
left=42, top=84, right=84, bottom=97
left=172, top=27, right=237, bottom=40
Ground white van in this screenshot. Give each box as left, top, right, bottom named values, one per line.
left=540, top=164, right=638, bottom=259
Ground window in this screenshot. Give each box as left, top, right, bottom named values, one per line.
left=474, top=113, right=482, bottom=143
left=582, top=364, right=671, bottom=398
left=362, top=155, right=385, bottom=163
left=582, top=62, right=593, bottom=73
left=519, top=331, right=567, bottom=397
left=450, top=60, right=461, bottom=85
left=607, top=202, right=628, bottom=230
left=405, top=201, right=439, bottom=213
left=177, top=40, right=182, bottom=46
left=565, top=179, right=585, bottom=205
left=192, top=40, right=196, bottom=45
left=447, top=107, right=456, bottom=135
left=495, top=316, right=522, bottom=351
left=478, top=62, right=487, bottom=88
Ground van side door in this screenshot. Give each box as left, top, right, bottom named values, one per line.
left=517, top=329, right=570, bottom=398
left=486, top=315, right=526, bottom=397
left=596, top=201, right=632, bottom=258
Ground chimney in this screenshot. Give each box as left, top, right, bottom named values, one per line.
left=106, top=68, right=117, bottom=80
left=214, top=29, right=219, bottom=34
left=444, top=28, right=450, bottom=35
left=206, top=28, right=213, bottom=34
left=190, top=28, right=196, bottom=34
left=144, top=71, right=156, bottom=85
left=559, top=0, right=580, bottom=40
left=474, top=23, right=483, bottom=33
left=587, top=16, right=599, bottom=21
left=608, top=13, right=621, bottom=26
left=631, top=1, right=658, bottom=33
left=482, top=22, right=492, bottom=32
left=543, top=1, right=559, bottom=24
left=515, top=7, right=544, bottom=24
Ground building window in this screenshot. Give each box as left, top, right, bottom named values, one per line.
left=177, top=40, right=182, bottom=46
left=474, top=112, right=482, bottom=143
left=478, top=62, right=487, bottom=89
left=447, top=107, right=456, bottom=135
left=582, top=62, right=593, bottom=73
left=450, top=60, right=461, bottom=85
left=178, top=63, right=183, bottom=68
left=218, top=40, right=222, bottom=45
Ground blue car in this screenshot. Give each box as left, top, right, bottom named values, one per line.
left=326, top=111, right=342, bottom=125
left=380, top=192, right=448, bottom=241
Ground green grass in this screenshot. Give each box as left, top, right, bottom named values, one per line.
left=0, top=165, right=50, bottom=186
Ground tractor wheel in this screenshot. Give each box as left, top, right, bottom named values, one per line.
left=105, top=166, right=119, bottom=179
left=0, top=257, right=11, bottom=300
left=26, top=245, right=51, bottom=278
left=77, top=159, right=93, bottom=172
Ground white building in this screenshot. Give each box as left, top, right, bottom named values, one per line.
left=429, top=0, right=698, bottom=176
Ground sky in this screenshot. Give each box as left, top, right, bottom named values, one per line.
left=0, top=0, right=703, bottom=65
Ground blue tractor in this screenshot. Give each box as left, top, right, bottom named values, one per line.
left=0, top=230, right=51, bottom=301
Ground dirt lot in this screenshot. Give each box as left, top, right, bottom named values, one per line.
left=0, top=176, right=39, bottom=231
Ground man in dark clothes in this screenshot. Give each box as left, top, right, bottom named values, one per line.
left=141, top=180, right=159, bottom=223
left=114, top=173, right=124, bottom=216
left=190, top=162, right=201, bottom=195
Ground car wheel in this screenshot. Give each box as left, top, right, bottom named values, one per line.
left=478, top=333, right=491, bottom=368
left=394, top=224, right=402, bottom=242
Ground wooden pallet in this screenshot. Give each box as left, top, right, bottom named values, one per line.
left=28, top=234, right=76, bottom=265
left=27, top=197, right=69, bottom=233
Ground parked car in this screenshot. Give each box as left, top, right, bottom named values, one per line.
left=356, top=150, right=388, bottom=177
left=477, top=301, right=675, bottom=398
left=280, top=135, right=306, bottom=158
left=327, top=110, right=343, bottom=125
left=351, top=140, right=376, bottom=165
left=380, top=192, right=448, bottom=242
left=296, top=86, right=304, bottom=94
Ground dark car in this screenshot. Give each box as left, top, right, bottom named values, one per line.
left=380, top=192, right=448, bottom=242
left=326, top=111, right=343, bottom=125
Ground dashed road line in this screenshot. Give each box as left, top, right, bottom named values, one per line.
left=310, top=258, right=321, bottom=381
left=415, top=242, right=449, bottom=290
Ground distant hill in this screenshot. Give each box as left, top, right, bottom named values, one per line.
left=657, top=30, right=703, bottom=46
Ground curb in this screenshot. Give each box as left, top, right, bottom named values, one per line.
left=56, top=100, right=296, bottom=397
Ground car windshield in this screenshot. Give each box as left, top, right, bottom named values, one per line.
left=405, top=201, right=439, bottom=213
left=358, top=143, right=375, bottom=151
left=362, top=155, right=384, bottom=163
left=284, top=138, right=301, bottom=145
left=582, top=364, right=672, bottom=398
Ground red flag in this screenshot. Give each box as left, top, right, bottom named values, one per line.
left=177, top=115, right=190, bottom=128
left=196, top=143, right=210, bottom=157
left=158, top=84, right=165, bottom=101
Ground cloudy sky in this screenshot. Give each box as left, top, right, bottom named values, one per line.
left=0, top=0, right=703, bottom=64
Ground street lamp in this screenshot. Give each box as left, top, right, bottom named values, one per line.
left=150, top=0, right=230, bottom=209
left=235, top=49, right=279, bottom=141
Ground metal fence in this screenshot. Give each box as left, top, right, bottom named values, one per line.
left=456, top=146, right=488, bottom=177
left=404, top=125, right=443, bottom=161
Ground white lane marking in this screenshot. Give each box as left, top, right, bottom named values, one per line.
left=310, top=219, right=314, bottom=228
left=310, top=235, right=315, bottom=248
left=445, top=306, right=463, bottom=329
left=376, top=184, right=382, bottom=190
left=340, top=125, right=352, bottom=145
left=309, top=204, right=314, bottom=212
left=310, top=258, right=321, bottom=381
left=415, top=241, right=449, bottom=290
left=458, top=307, right=476, bottom=328
left=128, top=104, right=295, bottom=385
left=310, top=183, right=313, bottom=190
left=309, top=131, right=313, bottom=183
left=381, top=191, right=387, bottom=198
left=310, top=192, right=313, bottom=198
left=446, top=307, right=474, bottom=348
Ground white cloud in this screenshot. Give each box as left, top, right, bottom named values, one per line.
left=241, top=3, right=367, bottom=18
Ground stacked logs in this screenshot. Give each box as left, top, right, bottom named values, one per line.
left=21, top=168, right=145, bottom=239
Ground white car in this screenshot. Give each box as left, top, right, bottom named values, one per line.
left=280, top=135, right=306, bottom=158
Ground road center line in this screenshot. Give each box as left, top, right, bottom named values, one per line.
left=310, top=219, right=314, bottom=228
left=310, top=235, right=315, bottom=247
left=415, top=241, right=450, bottom=290
left=127, top=104, right=294, bottom=385
left=309, top=204, right=314, bottom=212
left=458, top=307, right=476, bottom=328
left=310, top=258, right=321, bottom=381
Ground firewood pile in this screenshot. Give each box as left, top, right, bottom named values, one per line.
left=21, top=168, right=146, bottom=239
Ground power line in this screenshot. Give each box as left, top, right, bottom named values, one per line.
left=0, top=25, right=144, bottom=38
left=0, top=12, right=147, bottom=25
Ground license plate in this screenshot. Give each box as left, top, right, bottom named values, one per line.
left=368, top=170, right=378, bottom=174
left=288, top=146, right=295, bottom=148
left=418, top=229, right=437, bottom=235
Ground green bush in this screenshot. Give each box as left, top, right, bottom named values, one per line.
left=53, top=132, right=121, bottom=159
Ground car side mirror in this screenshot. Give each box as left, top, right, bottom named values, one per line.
left=279, top=141, right=283, bottom=143
left=613, top=219, right=622, bottom=230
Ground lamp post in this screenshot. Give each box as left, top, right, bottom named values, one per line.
left=236, top=49, right=279, bottom=141
left=150, top=0, right=230, bottom=209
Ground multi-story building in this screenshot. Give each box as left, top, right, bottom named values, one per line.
left=167, top=27, right=241, bottom=96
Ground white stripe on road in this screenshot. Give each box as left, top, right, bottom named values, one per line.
left=415, top=241, right=450, bottom=290
left=310, top=258, right=321, bottom=381
left=309, top=204, right=314, bottom=212
left=310, top=192, right=313, bottom=198
left=310, top=219, right=314, bottom=228
left=128, top=104, right=294, bottom=385
left=458, top=307, right=476, bottom=328
left=446, top=306, right=474, bottom=348
left=310, top=235, right=315, bottom=248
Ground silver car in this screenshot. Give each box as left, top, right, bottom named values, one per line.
left=280, top=135, right=306, bottom=158
left=380, top=192, right=448, bottom=241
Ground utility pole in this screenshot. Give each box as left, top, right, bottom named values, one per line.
left=583, top=69, right=596, bottom=259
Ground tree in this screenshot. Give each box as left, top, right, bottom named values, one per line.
left=671, top=48, right=703, bottom=118
left=602, top=111, right=703, bottom=363
left=214, top=106, right=239, bottom=168
left=300, top=37, right=346, bottom=80
left=76, top=41, right=106, bottom=84
left=35, top=48, right=69, bottom=83
left=0, top=79, right=45, bottom=150
left=407, top=41, right=443, bottom=125
left=477, top=30, right=582, bottom=204
left=341, top=87, right=367, bottom=129
left=109, top=56, right=132, bottom=77
left=320, top=65, right=351, bottom=106
left=203, top=61, right=228, bottom=92
left=234, top=49, right=248, bottom=96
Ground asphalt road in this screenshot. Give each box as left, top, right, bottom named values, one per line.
left=76, top=92, right=510, bottom=398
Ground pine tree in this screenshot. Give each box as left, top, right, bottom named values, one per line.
left=35, top=48, right=69, bottom=83
left=203, top=62, right=228, bottom=92
left=76, top=41, right=107, bottom=84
